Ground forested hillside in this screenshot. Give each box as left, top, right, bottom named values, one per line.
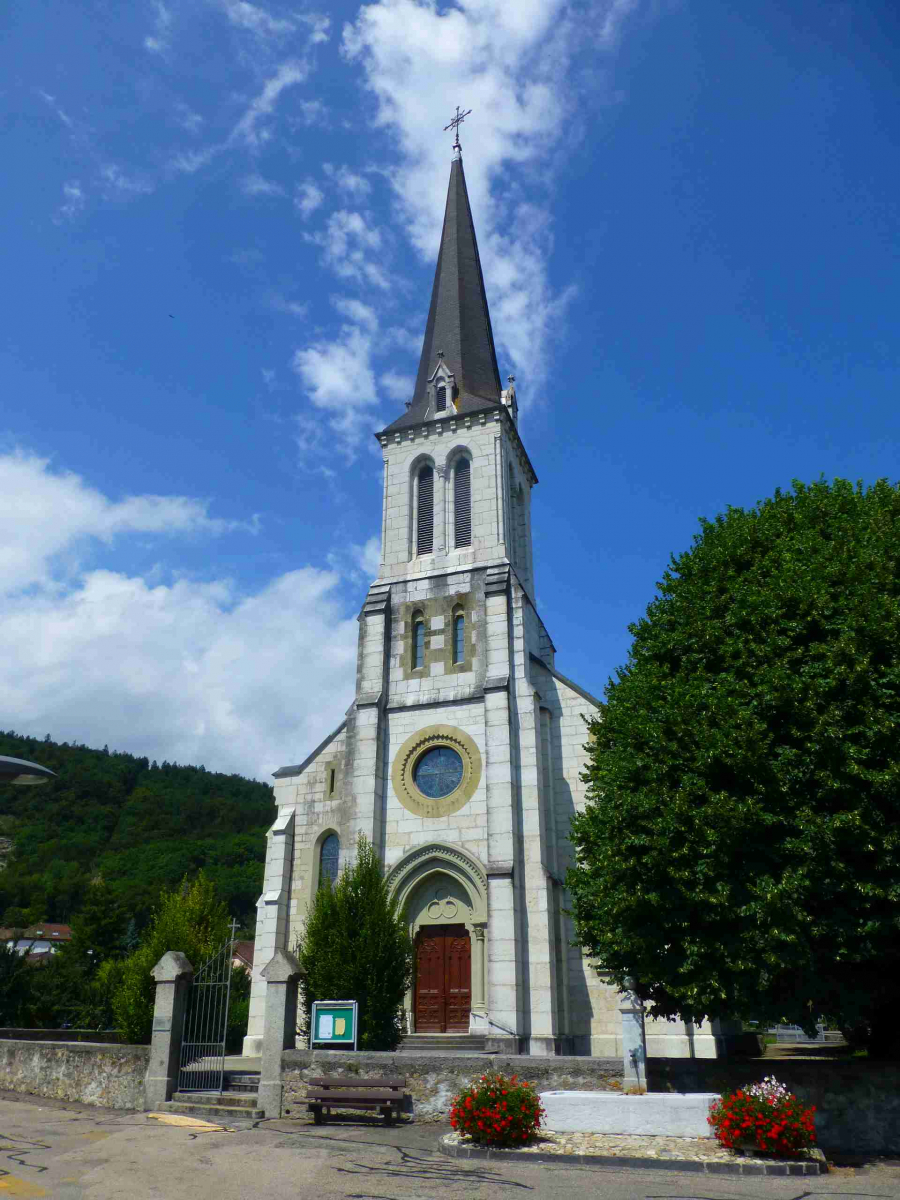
left=0, top=731, right=274, bottom=932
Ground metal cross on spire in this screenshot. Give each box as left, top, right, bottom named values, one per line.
left=444, top=106, right=472, bottom=157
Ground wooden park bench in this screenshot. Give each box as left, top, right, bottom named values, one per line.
left=305, top=1076, right=406, bottom=1125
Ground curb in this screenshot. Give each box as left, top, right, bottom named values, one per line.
left=438, top=1136, right=827, bottom=1176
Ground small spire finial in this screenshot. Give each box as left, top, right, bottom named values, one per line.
left=444, top=106, right=472, bottom=158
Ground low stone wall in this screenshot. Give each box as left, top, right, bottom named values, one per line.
left=0, top=1038, right=149, bottom=1109
left=649, top=1058, right=900, bottom=1154
left=282, top=1050, right=623, bottom=1120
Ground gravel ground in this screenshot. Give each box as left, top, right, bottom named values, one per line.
left=443, top=1128, right=823, bottom=1166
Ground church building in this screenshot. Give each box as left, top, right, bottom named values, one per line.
left=244, top=143, right=722, bottom=1059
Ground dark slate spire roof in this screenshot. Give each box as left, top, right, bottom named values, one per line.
left=382, top=156, right=502, bottom=433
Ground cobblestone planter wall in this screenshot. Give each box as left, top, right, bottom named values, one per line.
left=649, top=1058, right=900, bottom=1154
left=0, top=1038, right=149, bottom=1109
left=281, top=1051, right=623, bottom=1120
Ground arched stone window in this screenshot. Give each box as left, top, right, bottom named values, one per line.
left=416, top=465, right=434, bottom=555
left=452, top=607, right=465, bottom=664
left=454, top=457, right=471, bottom=548
left=436, top=384, right=447, bottom=412
left=319, top=833, right=340, bottom=889
left=412, top=610, right=426, bottom=670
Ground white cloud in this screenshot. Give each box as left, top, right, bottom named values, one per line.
left=240, top=172, right=287, bottom=197
left=175, top=103, right=205, bottom=135
left=342, top=0, right=639, bottom=402
left=295, top=180, right=324, bottom=219
left=306, top=210, right=389, bottom=290
left=223, top=0, right=296, bottom=39
left=144, top=1, right=173, bottom=53
left=231, top=59, right=310, bottom=149
left=0, top=451, right=357, bottom=780
left=354, top=535, right=381, bottom=579
left=332, top=296, right=378, bottom=332
left=56, top=181, right=84, bottom=222
left=170, top=145, right=222, bottom=175
left=37, top=89, right=74, bottom=129
left=380, top=370, right=414, bottom=403
left=0, top=452, right=253, bottom=595
left=324, top=162, right=371, bottom=198
left=100, top=164, right=154, bottom=197
left=291, top=296, right=385, bottom=458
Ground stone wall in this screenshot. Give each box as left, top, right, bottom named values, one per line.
left=282, top=1050, right=623, bottom=1120
left=0, top=1038, right=148, bottom=1109
left=649, top=1058, right=900, bottom=1154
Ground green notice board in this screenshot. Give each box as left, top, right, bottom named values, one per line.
left=310, top=1000, right=358, bottom=1050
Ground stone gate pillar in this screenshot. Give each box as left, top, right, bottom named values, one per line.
left=258, top=949, right=301, bottom=1118
left=144, top=951, right=193, bottom=1110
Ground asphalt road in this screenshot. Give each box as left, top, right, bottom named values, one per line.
left=0, top=1092, right=897, bottom=1200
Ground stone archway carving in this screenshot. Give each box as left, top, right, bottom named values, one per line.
left=386, top=842, right=487, bottom=923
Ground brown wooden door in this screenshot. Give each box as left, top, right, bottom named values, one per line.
left=415, top=924, right=471, bottom=1032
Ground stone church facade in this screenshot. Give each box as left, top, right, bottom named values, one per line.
left=244, top=152, right=723, bottom=1059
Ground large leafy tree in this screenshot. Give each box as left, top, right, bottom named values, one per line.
left=295, top=835, right=413, bottom=1051
left=568, top=479, right=900, bottom=1057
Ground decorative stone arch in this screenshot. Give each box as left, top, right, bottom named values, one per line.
left=386, top=843, right=488, bottom=1033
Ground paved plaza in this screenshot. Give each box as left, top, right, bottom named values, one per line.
left=0, top=1093, right=897, bottom=1200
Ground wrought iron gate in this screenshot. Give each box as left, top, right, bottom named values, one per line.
left=177, top=922, right=237, bottom=1094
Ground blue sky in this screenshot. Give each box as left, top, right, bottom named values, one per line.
left=2, top=0, right=898, bottom=779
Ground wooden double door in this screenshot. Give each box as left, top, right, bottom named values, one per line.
left=414, top=924, right=471, bottom=1032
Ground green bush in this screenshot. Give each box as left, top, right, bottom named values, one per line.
left=295, top=835, right=413, bottom=1051
left=112, top=873, right=233, bottom=1044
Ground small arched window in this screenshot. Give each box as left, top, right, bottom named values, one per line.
left=319, top=833, right=340, bottom=890
left=436, top=384, right=447, bottom=412
left=452, top=610, right=465, bottom=664
left=454, top=457, right=471, bottom=548
left=412, top=612, right=425, bottom=669
left=416, top=465, right=434, bottom=554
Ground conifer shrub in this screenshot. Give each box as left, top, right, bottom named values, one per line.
left=294, top=835, right=413, bottom=1051
left=450, top=1071, right=544, bottom=1147
left=111, top=873, right=247, bottom=1044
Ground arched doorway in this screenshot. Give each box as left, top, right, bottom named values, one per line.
left=385, top=843, right=488, bottom=1035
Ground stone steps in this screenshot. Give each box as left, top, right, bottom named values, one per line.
left=164, top=1093, right=264, bottom=1120
left=399, top=1034, right=487, bottom=1053
left=225, top=1071, right=260, bottom=1094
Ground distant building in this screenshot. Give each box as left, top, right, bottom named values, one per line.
left=232, top=940, right=254, bottom=974
left=1, top=923, right=72, bottom=956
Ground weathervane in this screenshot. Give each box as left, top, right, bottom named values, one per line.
left=444, top=106, right=472, bottom=157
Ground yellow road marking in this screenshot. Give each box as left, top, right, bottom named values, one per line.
left=145, top=1113, right=230, bottom=1132
left=0, top=1177, right=48, bottom=1197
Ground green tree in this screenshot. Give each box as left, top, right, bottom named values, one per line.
left=112, top=873, right=233, bottom=1044
left=0, top=938, right=33, bottom=1026
left=295, top=835, right=413, bottom=1050
left=68, top=877, right=125, bottom=970
left=567, top=479, right=900, bottom=1058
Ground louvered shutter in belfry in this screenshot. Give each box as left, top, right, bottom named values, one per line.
left=436, top=385, right=447, bottom=412
left=454, top=458, right=471, bottom=547
left=417, top=466, right=434, bottom=554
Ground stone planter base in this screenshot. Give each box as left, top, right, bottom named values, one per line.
left=540, top=1090, right=719, bottom=1137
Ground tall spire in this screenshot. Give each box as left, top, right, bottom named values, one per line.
left=383, top=155, right=502, bottom=432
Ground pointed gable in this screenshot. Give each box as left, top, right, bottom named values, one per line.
left=382, top=156, right=502, bottom=433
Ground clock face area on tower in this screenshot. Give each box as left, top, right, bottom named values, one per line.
left=391, top=725, right=482, bottom=818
